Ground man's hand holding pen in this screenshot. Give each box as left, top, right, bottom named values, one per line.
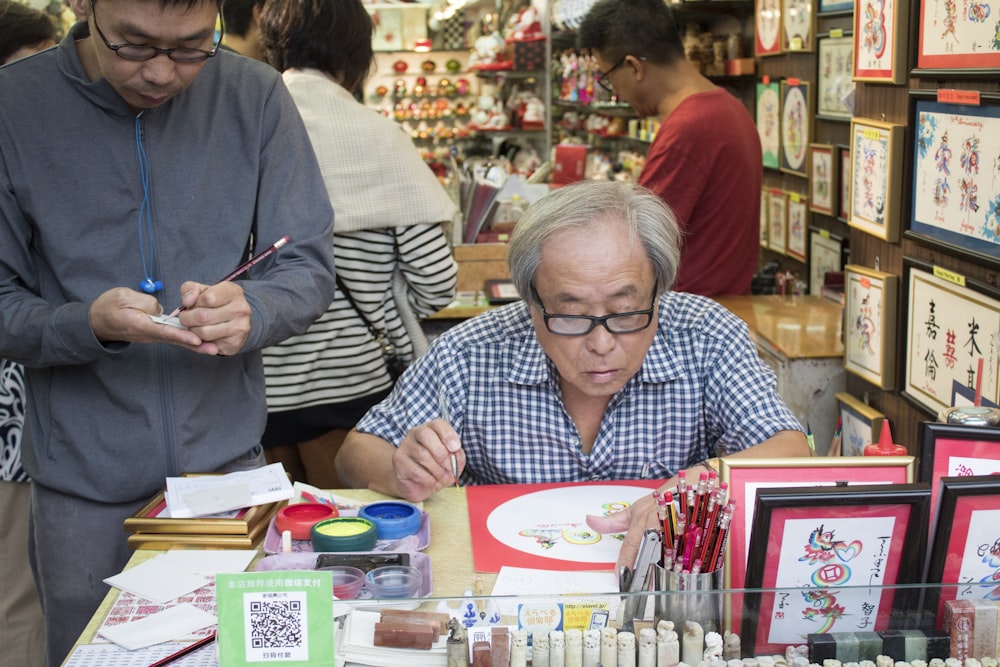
left=390, top=418, right=464, bottom=502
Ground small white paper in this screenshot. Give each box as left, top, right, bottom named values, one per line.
left=104, top=550, right=256, bottom=604
left=150, top=314, right=188, bottom=330
left=183, top=482, right=252, bottom=517
left=165, top=462, right=293, bottom=518
left=98, top=603, right=216, bottom=650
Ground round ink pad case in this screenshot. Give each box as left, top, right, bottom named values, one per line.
left=358, top=500, right=422, bottom=540
left=275, top=503, right=338, bottom=541
left=310, top=516, right=377, bottom=552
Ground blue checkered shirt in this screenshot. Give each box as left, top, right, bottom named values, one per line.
left=355, top=292, right=803, bottom=485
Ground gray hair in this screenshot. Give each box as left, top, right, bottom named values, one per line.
left=508, top=181, right=682, bottom=303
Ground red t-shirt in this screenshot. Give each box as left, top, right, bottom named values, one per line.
left=638, top=88, right=763, bottom=296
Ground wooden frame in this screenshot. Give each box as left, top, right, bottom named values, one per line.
left=816, top=33, right=855, bottom=120
left=786, top=194, right=809, bottom=261
left=903, top=257, right=1000, bottom=416
left=906, top=90, right=1000, bottom=271
left=768, top=189, right=788, bottom=254
left=756, top=0, right=783, bottom=56
left=835, top=391, right=886, bottom=456
left=809, top=143, right=838, bottom=215
left=837, top=143, right=851, bottom=222
left=780, top=80, right=812, bottom=177
left=925, top=475, right=1000, bottom=628
left=760, top=188, right=771, bottom=247
left=782, top=0, right=816, bottom=51
left=808, top=228, right=845, bottom=296
left=914, top=0, right=1000, bottom=75
left=844, top=264, right=899, bottom=389
left=719, top=457, right=915, bottom=635
left=917, top=422, right=1000, bottom=512
left=848, top=117, right=905, bottom=241
left=742, top=484, right=931, bottom=656
left=852, top=0, right=909, bottom=83
left=757, top=80, right=782, bottom=170
left=124, top=488, right=278, bottom=535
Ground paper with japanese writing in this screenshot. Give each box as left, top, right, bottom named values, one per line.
left=905, top=267, right=1000, bottom=415
left=766, top=516, right=897, bottom=644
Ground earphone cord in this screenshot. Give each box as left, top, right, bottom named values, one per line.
left=134, top=116, right=157, bottom=291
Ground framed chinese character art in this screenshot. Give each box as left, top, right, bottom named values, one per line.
left=786, top=195, right=809, bottom=261
left=782, top=0, right=815, bottom=51
left=809, top=143, right=837, bottom=215
left=852, top=0, right=909, bottom=83
left=838, top=143, right=851, bottom=222
left=757, top=80, right=782, bottom=169
left=844, top=264, right=898, bottom=389
left=835, top=392, right=886, bottom=456
left=756, top=0, right=783, bottom=55
left=780, top=81, right=812, bottom=177
left=906, top=90, right=1000, bottom=271
left=809, top=229, right=845, bottom=296
left=903, top=257, right=1000, bottom=417
left=849, top=118, right=905, bottom=241
left=760, top=188, right=770, bottom=247
left=816, top=34, right=854, bottom=120
left=742, top=484, right=931, bottom=656
left=768, top=189, right=788, bottom=254
left=915, top=0, right=1000, bottom=74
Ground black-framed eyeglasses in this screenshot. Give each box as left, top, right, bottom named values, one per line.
left=90, top=0, right=223, bottom=63
left=595, top=55, right=628, bottom=92
left=531, top=284, right=658, bottom=336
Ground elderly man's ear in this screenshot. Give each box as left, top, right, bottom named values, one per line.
left=67, top=0, right=88, bottom=22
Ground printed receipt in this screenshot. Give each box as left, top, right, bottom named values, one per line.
left=150, top=314, right=188, bottom=330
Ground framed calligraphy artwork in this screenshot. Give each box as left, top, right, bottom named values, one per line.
left=915, top=0, right=1000, bottom=74
left=719, top=458, right=915, bottom=637
left=844, top=264, right=898, bottom=389
left=852, top=0, right=909, bottom=83
left=906, top=91, right=1000, bottom=270
left=761, top=188, right=770, bottom=247
left=925, top=475, right=1000, bottom=629
left=786, top=195, right=809, bottom=261
left=783, top=0, right=815, bottom=51
left=849, top=118, right=905, bottom=241
left=816, top=34, right=855, bottom=120
left=757, top=0, right=783, bottom=55
left=835, top=392, right=886, bottom=456
left=768, top=189, right=788, bottom=254
left=809, top=144, right=837, bottom=215
left=903, top=258, right=1000, bottom=416
left=742, top=484, right=931, bottom=656
left=808, top=229, right=845, bottom=295
left=757, top=80, right=782, bottom=170
left=780, top=81, right=812, bottom=177
left=917, top=421, right=1000, bottom=518
left=838, top=144, right=851, bottom=222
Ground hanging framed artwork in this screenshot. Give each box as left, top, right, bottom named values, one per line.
left=906, top=90, right=1000, bottom=271
left=757, top=80, right=782, bottom=170
left=760, top=188, right=770, bottom=247
left=786, top=194, right=809, bottom=261
left=835, top=392, right=886, bottom=456
left=809, top=143, right=837, bottom=215
left=816, top=33, right=854, bottom=120
left=915, top=0, right=1000, bottom=74
left=852, top=0, right=908, bottom=83
left=719, top=458, right=915, bottom=636
left=780, top=80, right=811, bottom=177
left=844, top=264, right=898, bottom=389
left=742, top=484, right=931, bottom=656
left=838, top=143, right=851, bottom=222
left=768, top=189, right=788, bottom=254
left=756, top=0, right=783, bottom=55
left=903, top=257, right=1000, bottom=417
left=782, top=0, right=815, bottom=51
left=849, top=117, right=904, bottom=241
left=917, top=422, right=1000, bottom=504
left=925, top=475, right=1000, bottom=629
left=808, top=229, right=845, bottom=296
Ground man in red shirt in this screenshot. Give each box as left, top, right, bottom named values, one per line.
left=578, top=0, right=762, bottom=296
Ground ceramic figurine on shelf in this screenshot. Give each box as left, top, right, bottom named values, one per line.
left=521, top=95, right=546, bottom=130
left=508, top=6, right=543, bottom=40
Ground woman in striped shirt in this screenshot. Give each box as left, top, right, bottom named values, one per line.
left=259, top=0, right=459, bottom=486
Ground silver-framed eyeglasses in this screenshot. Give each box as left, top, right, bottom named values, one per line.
left=90, top=0, right=223, bottom=63
left=595, top=55, right=628, bottom=92
left=531, top=284, right=658, bottom=336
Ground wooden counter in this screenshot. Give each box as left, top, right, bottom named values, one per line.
left=713, top=295, right=846, bottom=454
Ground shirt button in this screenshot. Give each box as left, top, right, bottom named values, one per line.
left=590, top=474, right=601, bottom=481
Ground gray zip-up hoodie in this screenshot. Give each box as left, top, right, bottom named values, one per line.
left=0, top=24, right=336, bottom=503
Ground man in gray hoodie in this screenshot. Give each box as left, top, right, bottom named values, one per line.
left=0, top=0, right=336, bottom=663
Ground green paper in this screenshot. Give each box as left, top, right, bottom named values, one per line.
left=216, top=570, right=334, bottom=666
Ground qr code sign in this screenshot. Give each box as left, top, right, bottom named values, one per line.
left=244, top=591, right=309, bottom=661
